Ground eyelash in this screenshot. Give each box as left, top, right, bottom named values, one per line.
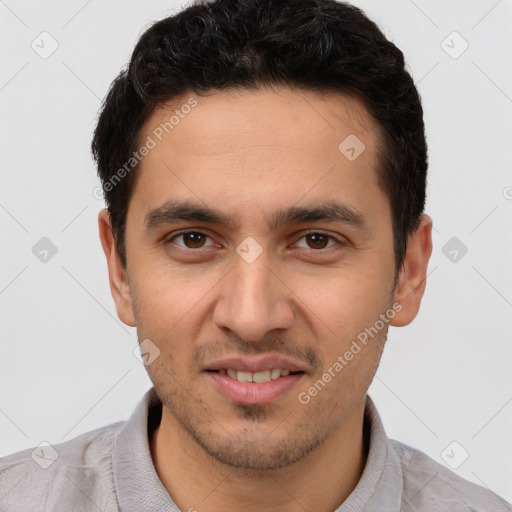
left=166, top=230, right=345, bottom=253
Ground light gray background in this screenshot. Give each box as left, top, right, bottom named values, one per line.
left=1, top=0, right=511, bottom=503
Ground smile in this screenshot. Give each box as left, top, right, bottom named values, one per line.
left=204, top=369, right=305, bottom=405
left=214, top=368, right=299, bottom=383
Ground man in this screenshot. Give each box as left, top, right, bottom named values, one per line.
left=1, top=0, right=510, bottom=510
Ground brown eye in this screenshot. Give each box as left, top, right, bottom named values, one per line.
left=182, top=233, right=206, bottom=248
left=170, top=232, right=213, bottom=249
left=293, top=231, right=342, bottom=252
left=305, top=233, right=329, bottom=249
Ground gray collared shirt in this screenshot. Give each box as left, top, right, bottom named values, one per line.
left=1, top=387, right=510, bottom=511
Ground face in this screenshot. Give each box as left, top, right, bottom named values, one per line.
left=103, top=86, right=413, bottom=470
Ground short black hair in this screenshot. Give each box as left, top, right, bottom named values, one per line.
left=92, top=0, right=428, bottom=281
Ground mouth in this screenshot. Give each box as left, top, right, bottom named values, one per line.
left=203, top=363, right=306, bottom=405
left=203, top=355, right=309, bottom=405
left=205, top=368, right=304, bottom=383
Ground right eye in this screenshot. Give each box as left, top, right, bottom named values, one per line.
left=167, top=231, right=216, bottom=250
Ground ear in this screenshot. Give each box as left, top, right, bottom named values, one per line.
left=98, top=209, right=136, bottom=327
left=390, top=214, right=433, bottom=327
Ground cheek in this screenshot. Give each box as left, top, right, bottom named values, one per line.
left=292, top=266, right=391, bottom=339
left=131, top=260, right=213, bottom=319
left=129, top=264, right=222, bottom=360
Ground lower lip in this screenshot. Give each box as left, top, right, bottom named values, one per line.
left=204, top=371, right=304, bottom=405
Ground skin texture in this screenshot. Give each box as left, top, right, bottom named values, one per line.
left=99, top=86, right=433, bottom=512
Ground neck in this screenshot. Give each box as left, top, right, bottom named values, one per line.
left=150, top=399, right=368, bottom=512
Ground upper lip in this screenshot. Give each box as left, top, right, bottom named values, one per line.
left=203, top=355, right=308, bottom=374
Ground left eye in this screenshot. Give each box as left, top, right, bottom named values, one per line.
left=294, top=232, right=339, bottom=250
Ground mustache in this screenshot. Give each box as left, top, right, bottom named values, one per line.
left=192, top=334, right=321, bottom=371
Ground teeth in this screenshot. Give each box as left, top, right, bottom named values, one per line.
left=237, top=371, right=253, bottom=383
left=271, top=368, right=281, bottom=380
left=253, top=370, right=271, bottom=383
left=222, top=369, right=295, bottom=383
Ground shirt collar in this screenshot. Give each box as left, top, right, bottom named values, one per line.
left=335, top=395, right=403, bottom=511
left=112, top=387, right=403, bottom=511
left=112, top=387, right=178, bottom=511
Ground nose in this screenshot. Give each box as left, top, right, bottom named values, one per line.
left=212, top=248, right=295, bottom=342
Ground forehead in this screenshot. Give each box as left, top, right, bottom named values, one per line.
left=131, top=86, right=386, bottom=226
left=142, top=86, right=378, bottom=156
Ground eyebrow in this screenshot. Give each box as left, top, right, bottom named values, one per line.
left=145, top=199, right=371, bottom=234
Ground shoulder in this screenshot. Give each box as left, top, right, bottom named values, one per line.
left=390, top=439, right=512, bottom=511
left=0, top=421, right=124, bottom=511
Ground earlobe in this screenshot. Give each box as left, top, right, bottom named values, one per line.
left=98, top=209, right=136, bottom=327
left=390, top=214, right=433, bottom=327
